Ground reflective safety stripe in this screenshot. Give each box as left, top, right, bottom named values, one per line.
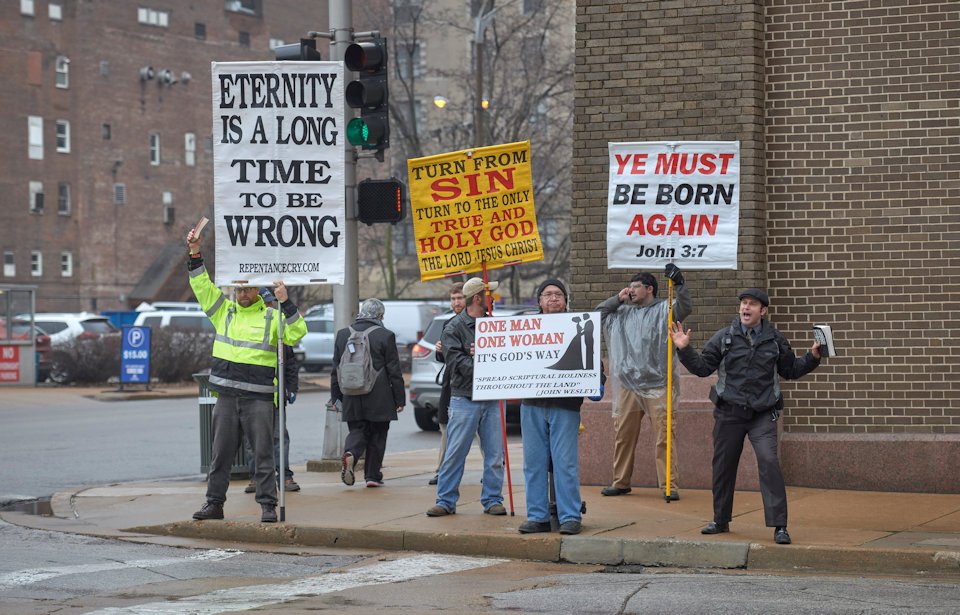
left=208, top=374, right=275, bottom=394
left=205, top=294, right=226, bottom=318
left=189, top=264, right=207, bottom=278
left=263, top=308, right=274, bottom=348
left=285, top=311, right=302, bottom=326
left=214, top=335, right=277, bottom=352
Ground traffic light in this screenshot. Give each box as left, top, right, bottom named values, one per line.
left=274, top=38, right=322, bottom=61
left=357, top=178, right=405, bottom=225
left=345, top=37, right=389, bottom=161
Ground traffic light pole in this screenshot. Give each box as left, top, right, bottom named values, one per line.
left=323, top=0, right=357, bottom=461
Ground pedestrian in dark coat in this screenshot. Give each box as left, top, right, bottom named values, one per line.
left=331, top=298, right=406, bottom=488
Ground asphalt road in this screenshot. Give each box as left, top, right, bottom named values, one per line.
left=0, top=388, right=518, bottom=501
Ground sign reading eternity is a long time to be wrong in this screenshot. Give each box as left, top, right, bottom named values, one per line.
left=472, top=312, right=602, bottom=400
left=211, top=61, right=345, bottom=287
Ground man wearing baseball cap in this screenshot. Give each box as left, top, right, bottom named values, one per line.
left=427, top=277, right=506, bottom=517
left=669, top=287, right=822, bottom=545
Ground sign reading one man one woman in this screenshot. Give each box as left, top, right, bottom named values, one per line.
left=607, top=141, right=740, bottom=270
left=211, top=61, right=346, bottom=286
left=472, top=312, right=602, bottom=400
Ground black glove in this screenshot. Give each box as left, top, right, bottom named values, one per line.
left=286, top=390, right=297, bottom=405
left=664, top=263, right=685, bottom=286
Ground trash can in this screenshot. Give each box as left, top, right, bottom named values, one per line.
left=194, top=372, right=249, bottom=479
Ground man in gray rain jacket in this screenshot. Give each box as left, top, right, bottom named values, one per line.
left=596, top=265, right=692, bottom=500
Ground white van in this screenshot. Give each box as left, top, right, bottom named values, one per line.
left=133, top=310, right=214, bottom=333
left=380, top=301, right=446, bottom=367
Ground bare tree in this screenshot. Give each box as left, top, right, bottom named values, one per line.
left=354, top=0, right=574, bottom=301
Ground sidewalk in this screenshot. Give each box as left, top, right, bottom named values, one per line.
left=4, top=444, right=960, bottom=577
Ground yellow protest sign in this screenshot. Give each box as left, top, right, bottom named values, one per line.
left=407, top=141, right=544, bottom=281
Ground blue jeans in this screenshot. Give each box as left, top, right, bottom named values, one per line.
left=435, top=396, right=504, bottom=512
left=520, top=403, right=582, bottom=524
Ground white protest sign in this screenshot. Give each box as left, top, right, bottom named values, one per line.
left=212, top=61, right=345, bottom=286
left=607, top=141, right=740, bottom=270
left=472, top=312, right=602, bottom=400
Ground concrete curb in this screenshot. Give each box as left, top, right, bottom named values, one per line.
left=122, top=521, right=960, bottom=576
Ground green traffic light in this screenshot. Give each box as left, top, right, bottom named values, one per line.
left=347, top=118, right=370, bottom=146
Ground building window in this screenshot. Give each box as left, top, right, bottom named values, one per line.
left=113, top=183, right=126, bottom=205
left=55, top=120, right=70, bottom=153
left=28, top=116, right=43, bottom=160
left=184, top=132, right=196, bottom=166
left=61, top=252, right=73, bottom=277
left=523, top=0, right=543, bottom=14
left=163, top=191, right=174, bottom=225
left=55, top=55, right=70, bottom=88
left=269, top=38, right=285, bottom=50
left=102, top=123, right=111, bottom=140
left=195, top=22, right=206, bottom=40
left=58, top=183, right=71, bottom=215
left=49, top=3, right=62, bottom=20
left=21, top=0, right=34, bottom=16
left=394, top=0, right=421, bottom=24
left=31, top=251, right=42, bottom=277
left=149, top=132, right=160, bottom=165
left=100, top=60, right=109, bottom=76
left=471, top=0, right=494, bottom=18
left=239, top=31, right=250, bottom=47
left=138, top=7, right=169, bottom=27
left=3, top=252, right=14, bottom=277
left=29, top=181, right=44, bottom=213
left=395, top=44, right=421, bottom=80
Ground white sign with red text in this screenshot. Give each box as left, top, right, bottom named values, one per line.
left=472, top=312, right=601, bottom=401
left=607, top=141, right=740, bottom=270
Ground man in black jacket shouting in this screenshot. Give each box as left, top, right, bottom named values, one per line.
left=669, top=288, right=821, bottom=545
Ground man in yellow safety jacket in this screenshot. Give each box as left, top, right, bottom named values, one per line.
left=185, top=229, right=306, bottom=523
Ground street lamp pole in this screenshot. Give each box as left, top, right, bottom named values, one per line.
left=473, top=1, right=495, bottom=148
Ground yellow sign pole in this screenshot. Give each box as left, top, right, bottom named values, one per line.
left=665, top=278, right=674, bottom=503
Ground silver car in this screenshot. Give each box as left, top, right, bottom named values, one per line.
left=296, top=315, right=336, bottom=372
left=409, top=305, right=538, bottom=431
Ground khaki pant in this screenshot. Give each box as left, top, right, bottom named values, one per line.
left=611, top=387, right=680, bottom=491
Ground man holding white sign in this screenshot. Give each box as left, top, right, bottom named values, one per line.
left=517, top=279, right=603, bottom=536
left=185, top=229, right=307, bottom=524
left=426, top=278, right=505, bottom=518
left=598, top=265, right=691, bottom=500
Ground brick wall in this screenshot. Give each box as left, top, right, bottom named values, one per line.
left=765, top=0, right=960, bottom=435
left=574, top=0, right=960, bottom=491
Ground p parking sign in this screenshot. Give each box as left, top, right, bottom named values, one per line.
left=120, top=326, right=151, bottom=384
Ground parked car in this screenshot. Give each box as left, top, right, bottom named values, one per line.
left=295, top=315, right=336, bottom=372
left=27, top=313, right=119, bottom=345
left=132, top=310, right=215, bottom=333
left=134, top=301, right=202, bottom=312
left=408, top=305, right=539, bottom=432
left=0, top=318, right=52, bottom=381
left=381, top=300, right=446, bottom=369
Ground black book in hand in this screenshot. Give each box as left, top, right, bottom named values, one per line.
left=812, top=324, right=836, bottom=357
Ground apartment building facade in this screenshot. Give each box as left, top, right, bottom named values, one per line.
left=1, top=0, right=326, bottom=311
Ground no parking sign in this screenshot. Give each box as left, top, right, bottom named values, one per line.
left=120, top=326, right=151, bottom=384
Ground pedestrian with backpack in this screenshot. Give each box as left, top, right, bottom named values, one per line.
left=331, top=298, right=406, bottom=488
